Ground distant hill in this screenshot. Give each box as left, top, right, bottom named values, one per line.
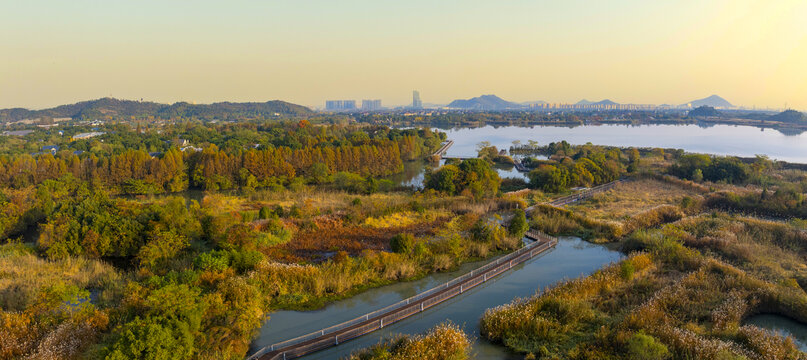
left=576, top=99, right=618, bottom=106
left=769, top=110, right=807, bottom=124
left=687, top=95, right=733, bottom=108
left=447, top=95, right=524, bottom=110
left=0, top=97, right=313, bottom=122
left=688, top=106, right=721, bottom=117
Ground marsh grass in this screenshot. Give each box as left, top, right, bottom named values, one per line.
left=568, top=179, right=699, bottom=221
left=0, top=243, right=118, bottom=359
left=531, top=180, right=691, bottom=242
left=0, top=244, right=123, bottom=311
left=345, top=322, right=470, bottom=360
left=482, top=225, right=807, bottom=359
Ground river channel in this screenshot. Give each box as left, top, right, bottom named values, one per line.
left=249, top=237, right=623, bottom=359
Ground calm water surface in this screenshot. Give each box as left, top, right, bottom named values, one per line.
left=390, top=123, right=807, bottom=187
left=439, top=124, right=807, bottom=163
left=745, top=314, right=807, bottom=352
left=249, top=237, right=623, bottom=359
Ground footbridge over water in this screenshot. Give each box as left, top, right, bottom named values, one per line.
left=431, top=140, right=454, bottom=160
left=247, top=231, right=558, bottom=360
left=526, top=179, right=625, bottom=212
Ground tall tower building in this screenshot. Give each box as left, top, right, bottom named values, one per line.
left=412, top=91, right=422, bottom=109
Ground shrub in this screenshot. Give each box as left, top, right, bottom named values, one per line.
left=195, top=251, right=229, bottom=272
left=390, top=233, right=416, bottom=254
left=620, top=261, right=636, bottom=281
left=258, top=206, right=275, bottom=220
left=626, top=332, right=669, bottom=360
left=273, top=205, right=285, bottom=217
left=410, top=201, right=426, bottom=213
left=228, top=248, right=264, bottom=273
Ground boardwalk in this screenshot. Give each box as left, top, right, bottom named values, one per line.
left=248, top=232, right=558, bottom=360
left=513, top=158, right=529, bottom=172
left=431, top=140, right=454, bottom=159
left=526, top=179, right=625, bottom=213
left=441, top=155, right=476, bottom=160
left=546, top=180, right=624, bottom=207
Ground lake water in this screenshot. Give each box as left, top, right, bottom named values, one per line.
left=390, top=123, right=807, bottom=188
left=249, top=237, right=623, bottom=359
left=438, top=124, right=807, bottom=163
left=745, top=314, right=807, bottom=352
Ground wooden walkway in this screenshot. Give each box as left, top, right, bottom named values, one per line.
left=526, top=179, right=625, bottom=213
left=513, top=158, right=529, bottom=172
left=247, top=231, right=558, bottom=360
left=431, top=140, right=454, bottom=160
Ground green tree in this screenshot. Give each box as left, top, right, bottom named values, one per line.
left=309, top=162, right=330, bottom=184
left=458, top=158, right=500, bottom=199
left=508, top=209, right=529, bottom=237
left=528, top=165, right=568, bottom=192
left=692, top=168, right=704, bottom=182
left=425, top=164, right=460, bottom=195
left=627, top=147, right=640, bottom=173
left=104, top=316, right=195, bottom=360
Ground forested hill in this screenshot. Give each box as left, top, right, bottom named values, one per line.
left=0, top=97, right=313, bottom=122
left=769, top=109, right=807, bottom=124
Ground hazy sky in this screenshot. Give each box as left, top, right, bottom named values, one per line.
left=2, top=0, right=806, bottom=110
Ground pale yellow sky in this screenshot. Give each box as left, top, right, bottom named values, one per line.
left=1, top=0, right=806, bottom=110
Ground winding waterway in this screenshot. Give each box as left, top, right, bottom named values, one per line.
left=249, top=237, right=623, bottom=359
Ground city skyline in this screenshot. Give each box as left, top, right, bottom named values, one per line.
left=2, top=1, right=806, bottom=110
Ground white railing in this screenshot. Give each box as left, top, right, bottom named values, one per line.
left=247, top=231, right=558, bottom=360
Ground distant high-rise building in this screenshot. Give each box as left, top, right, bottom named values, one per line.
left=361, top=99, right=382, bottom=111
left=412, top=91, right=422, bottom=109
left=326, top=100, right=357, bottom=111
left=326, top=100, right=343, bottom=111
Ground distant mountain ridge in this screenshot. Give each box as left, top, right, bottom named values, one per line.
left=576, top=99, right=618, bottom=106
left=0, top=97, right=313, bottom=122
left=447, top=95, right=524, bottom=110
left=687, top=95, right=733, bottom=108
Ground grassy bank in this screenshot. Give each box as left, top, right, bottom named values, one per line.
left=480, top=216, right=807, bottom=359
